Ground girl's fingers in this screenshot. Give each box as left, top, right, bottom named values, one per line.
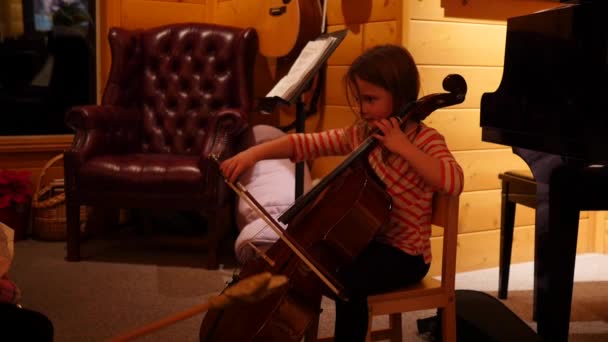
left=375, top=121, right=388, bottom=133
left=389, top=117, right=400, bottom=127
left=221, top=161, right=236, bottom=180
left=372, top=134, right=384, bottom=141
left=376, top=119, right=389, bottom=128
left=231, top=166, right=240, bottom=183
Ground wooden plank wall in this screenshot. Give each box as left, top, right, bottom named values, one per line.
left=405, top=0, right=599, bottom=275
left=4, top=0, right=605, bottom=274
left=296, top=0, right=403, bottom=178
left=0, top=0, right=23, bottom=39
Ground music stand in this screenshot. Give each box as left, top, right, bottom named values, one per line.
left=259, top=28, right=348, bottom=198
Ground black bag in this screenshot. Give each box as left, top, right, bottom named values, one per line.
left=417, top=290, right=542, bottom=341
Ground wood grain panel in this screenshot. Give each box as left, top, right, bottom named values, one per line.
left=1, top=0, right=23, bottom=37
left=459, top=190, right=533, bottom=233
left=322, top=106, right=359, bottom=130
left=326, top=0, right=400, bottom=26
left=363, top=21, right=399, bottom=49
left=325, top=65, right=348, bottom=106
left=158, top=0, right=205, bottom=3
left=410, top=0, right=560, bottom=24
left=310, top=156, right=345, bottom=180
left=0, top=135, right=73, bottom=153
left=1, top=153, right=66, bottom=169
left=443, top=219, right=592, bottom=275
left=408, top=21, right=506, bottom=67
left=210, top=0, right=252, bottom=27
left=459, top=190, right=590, bottom=234
left=423, top=108, right=501, bottom=152
left=454, top=149, right=529, bottom=192
left=121, top=0, right=206, bottom=29
left=417, top=65, right=504, bottom=109
left=601, top=213, right=608, bottom=253
left=326, top=25, right=363, bottom=66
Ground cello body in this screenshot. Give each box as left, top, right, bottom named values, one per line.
left=199, top=74, right=468, bottom=342
left=199, top=159, right=391, bottom=341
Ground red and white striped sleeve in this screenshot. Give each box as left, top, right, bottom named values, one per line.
left=288, top=127, right=355, bottom=162
left=417, top=127, right=464, bottom=195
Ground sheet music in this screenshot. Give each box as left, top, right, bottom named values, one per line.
left=266, top=35, right=337, bottom=100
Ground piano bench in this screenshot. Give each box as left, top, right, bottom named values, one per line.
left=498, top=170, right=537, bottom=299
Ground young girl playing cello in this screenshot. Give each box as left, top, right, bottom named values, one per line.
left=221, top=44, right=464, bottom=342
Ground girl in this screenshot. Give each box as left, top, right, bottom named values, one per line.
left=221, top=44, right=464, bottom=341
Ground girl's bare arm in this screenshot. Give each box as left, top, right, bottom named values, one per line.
left=220, top=135, right=294, bottom=183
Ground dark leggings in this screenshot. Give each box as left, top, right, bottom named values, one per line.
left=334, top=240, right=430, bottom=342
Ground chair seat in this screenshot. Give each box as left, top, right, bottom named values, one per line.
left=308, top=194, right=460, bottom=342
left=369, top=277, right=441, bottom=302
left=503, top=169, right=533, bottom=181
left=79, top=154, right=207, bottom=192
left=499, top=169, right=536, bottom=209
left=368, top=277, right=445, bottom=314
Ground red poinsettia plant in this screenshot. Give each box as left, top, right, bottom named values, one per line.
left=0, top=170, right=33, bottom=209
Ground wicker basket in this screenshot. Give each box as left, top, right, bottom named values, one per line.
left=31, top=154, right=87, bottom=241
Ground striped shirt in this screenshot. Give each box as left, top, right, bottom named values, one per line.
left=288, top=123, right=464, bottom=263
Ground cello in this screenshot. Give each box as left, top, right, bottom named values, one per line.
left=199, top=74, right=467, bottom=342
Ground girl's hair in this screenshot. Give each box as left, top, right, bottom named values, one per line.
left=344, top=44, right=420, bottom=118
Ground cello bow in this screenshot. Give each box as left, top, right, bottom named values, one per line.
left=108, top=272, right=288, bottom=342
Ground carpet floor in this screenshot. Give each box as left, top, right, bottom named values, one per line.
left=9, top=235, right=608, bottom=341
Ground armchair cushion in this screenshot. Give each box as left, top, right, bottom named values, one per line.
left=78, top=154, right=205, bottom=192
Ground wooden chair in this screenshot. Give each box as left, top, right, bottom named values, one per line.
left=309, top=192, right=460, bottom=342
left=497, top=170, right=537, bottom=299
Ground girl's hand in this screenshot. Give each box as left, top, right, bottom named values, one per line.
left=372, top=117, right=412, bottom=153
left=220, top=150, right=257, bottom=183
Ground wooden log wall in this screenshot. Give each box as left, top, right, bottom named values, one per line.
left=406, top=0, right=600, bottom=275
left=0, top=0, right=23, bottom=39
left=3, top=0, right=606, bottom=274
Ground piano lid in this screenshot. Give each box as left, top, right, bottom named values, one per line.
left=480, top=1, right=608, bottom=162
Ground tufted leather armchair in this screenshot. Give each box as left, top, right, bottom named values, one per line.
left=63, top=23, right=259, bottom=269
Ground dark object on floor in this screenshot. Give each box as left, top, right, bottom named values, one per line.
left=417, top=290, right=542, bottom=341
left=0, top=303, right=54, bottom=341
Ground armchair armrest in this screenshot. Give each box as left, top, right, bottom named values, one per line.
left=65, top=105, right=143, bottom=165
left=200, top=108, right=248, bottom=173
left=204, top=109, right=248, bottom=158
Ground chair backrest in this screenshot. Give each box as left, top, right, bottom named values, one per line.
left=431, top=192, right=460, bottom=292
left=102, top=23, right=259, bottom=155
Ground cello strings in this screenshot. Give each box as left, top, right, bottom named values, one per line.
left=208, top=154, right=342, bottom=298
left=228, top=180, right=341, bottom=297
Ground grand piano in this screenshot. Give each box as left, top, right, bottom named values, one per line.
left=481, top=1, right=608, bottom=341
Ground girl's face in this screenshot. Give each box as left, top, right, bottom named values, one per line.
left=353, top=77, right=394, bottom=124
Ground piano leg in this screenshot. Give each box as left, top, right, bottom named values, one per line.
left=536, top=164, right=580, bottom=342
left=531, top=182, right=551, bottom=322
left=498, top=193, right=516, bottom=299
